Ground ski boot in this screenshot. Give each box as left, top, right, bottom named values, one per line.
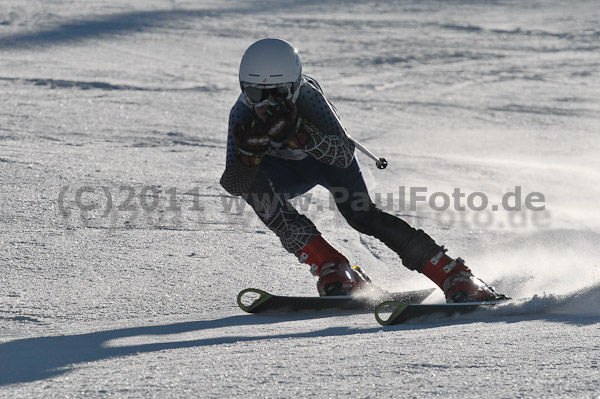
left=298, top=236, right=370, bottom=296
left=421, top=248, right=508, bottom=303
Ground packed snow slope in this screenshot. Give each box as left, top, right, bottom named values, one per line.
left=1, top=0, right=599, bottom=397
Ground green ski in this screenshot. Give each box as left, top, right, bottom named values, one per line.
left=237, top=288, right=435, bottom=314
left=374, top=300, right=508, bottom=326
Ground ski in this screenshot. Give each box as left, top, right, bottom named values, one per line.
left=374, top=299, right=508, bottom=326
left=237, top=287, right=436, bottom=314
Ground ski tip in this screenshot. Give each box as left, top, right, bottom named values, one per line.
left=374, top=301, right=409, bottom=326
left=237, top=288, right=273, bottom=313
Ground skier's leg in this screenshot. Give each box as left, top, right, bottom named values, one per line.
left=321, top=158, right=505, bottom=302
left=322, top=158, right=439, bottom=271
left=242, top=156, right=368, bottom=295
left=243, top=157, right=320, bottom=255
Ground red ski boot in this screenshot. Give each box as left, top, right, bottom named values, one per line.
left=298, top=236, right=369, bottom=296
left=421, top=248, right=507, bottom=303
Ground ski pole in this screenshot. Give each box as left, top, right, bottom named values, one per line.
left=348, top=135, right=388, bottom=169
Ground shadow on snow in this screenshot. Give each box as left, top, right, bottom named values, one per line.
left=0, top=313, right=378, bottom=386
left=0, top=6, right=256, bottom=50
left=1, top=308, right=599, bottom=386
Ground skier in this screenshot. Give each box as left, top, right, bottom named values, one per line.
left=220, top=38, right=505, bottom=302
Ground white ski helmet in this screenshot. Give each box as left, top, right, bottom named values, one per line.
left=239, top=38, right=302, bottom=106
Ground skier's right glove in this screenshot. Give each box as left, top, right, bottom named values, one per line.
left=232, top=119, right=271, bottom=167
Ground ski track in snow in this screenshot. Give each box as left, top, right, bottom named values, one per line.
left=1, top=0, right=599, bottom=397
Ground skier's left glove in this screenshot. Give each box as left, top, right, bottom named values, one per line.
left=264, top=100, right=304, bottom=144
left=286, top=121, right=311, bottom=149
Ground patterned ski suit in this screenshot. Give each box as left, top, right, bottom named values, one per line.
left=220, top=75, right=441, bottom=271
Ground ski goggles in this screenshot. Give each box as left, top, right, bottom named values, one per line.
left=242, top=82, right=296, bottom=107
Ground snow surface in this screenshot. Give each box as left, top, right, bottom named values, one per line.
left=1, top=0, right=599, bottom=397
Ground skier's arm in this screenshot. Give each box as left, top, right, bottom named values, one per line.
left=220, top=155, right=259, bottom=197
left=256, top=97, right=356, bottom=169
left=299, top=119, right=355, bottom=168
left=220, top=104, right=267, bottom=196
left=293, top=78, right=356, bottom=168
